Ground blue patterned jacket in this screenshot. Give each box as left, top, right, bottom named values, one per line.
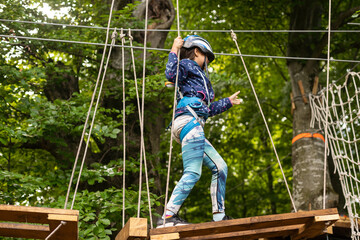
left=165, top=52, right=233, bottom=120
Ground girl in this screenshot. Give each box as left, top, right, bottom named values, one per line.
left=158, top=35, right=241, bottom=227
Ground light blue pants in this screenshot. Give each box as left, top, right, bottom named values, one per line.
left=167, top=117, right=228, bottom=214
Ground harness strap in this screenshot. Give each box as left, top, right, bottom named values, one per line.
left=292, top=133, right=325, bottom=144
left=180, top=117, right=201, bottom=142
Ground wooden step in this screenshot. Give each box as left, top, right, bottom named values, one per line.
left=150, top=208, right=339, bottom=240
left=0, top=204, right=79, bottom=240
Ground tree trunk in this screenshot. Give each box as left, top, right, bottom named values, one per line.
left=288, top=0, right=338, bottom=211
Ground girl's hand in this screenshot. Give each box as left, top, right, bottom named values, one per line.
left=171, top=36, right=184, bottom=53
left=229, top=91, right=241, bottom=105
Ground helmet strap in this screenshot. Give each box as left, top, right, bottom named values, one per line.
left=204, top=55, right=209, bottom=79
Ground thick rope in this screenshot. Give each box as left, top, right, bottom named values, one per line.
left=70, top=28, right=118, bottom=209
left=323, top=0, right=332, bottom=210
left=64, top=0, right=116, bottom=209
left=231, top=30, right=297, bottom=212
left=120, top=28, right=127, bottom=227
left=163, top=0, right=181, bottom=227
left=128, top=28, right=149, bottom=222
left=136, top=0, right=153, bottom=228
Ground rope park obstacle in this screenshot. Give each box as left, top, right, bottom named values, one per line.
left=2, top=0, right=360, bottom=239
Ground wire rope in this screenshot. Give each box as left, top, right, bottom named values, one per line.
left=2, top=18, right=360, bottom=33
left=2, top=34, right=360, bottom=64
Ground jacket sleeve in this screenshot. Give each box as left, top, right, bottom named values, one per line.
left=208, top=97, right=233, bottom=117
left=165, top=52, right=188, bottom=83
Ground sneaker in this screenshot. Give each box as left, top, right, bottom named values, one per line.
left=222, top=215, right=233, bottom=220
left=156, top=214, right=190, bottom=228
left=212, top=215, right=233, bottom=222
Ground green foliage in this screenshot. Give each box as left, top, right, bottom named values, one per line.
left=0, top=0, right=359, bottom=239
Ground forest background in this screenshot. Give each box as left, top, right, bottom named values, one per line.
left=0, top=0, right=359, bottom=239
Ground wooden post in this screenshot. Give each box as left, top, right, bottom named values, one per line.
left=312, top=76, right=319, bottom=95
left=297, top=80, right=308, bottom=104
left=115, top=218, right=148, bottom=240
left=290, top=92, right=296, bottom=115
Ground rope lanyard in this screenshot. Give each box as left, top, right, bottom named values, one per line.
left=136, top=0, right=153, bottom=228
left=323, top=0, right=332, bottom=210
left=164, top=0, right=181, bottom=227
left=64, top=0, right=116, bottom=210
left=230, top=30, right=297, bottom=212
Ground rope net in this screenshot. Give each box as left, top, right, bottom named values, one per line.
left=310, top=72, right=360, bottom=239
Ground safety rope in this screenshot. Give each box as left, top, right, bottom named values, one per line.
left=64, top=0, right=116, bottom=209
left=163, top=0, right=181, bottom=227
left=323, top=0, right=332, bottom=210
left=120, top=28, right=127, bottom=227
left=230, top=30, right=297, bottom=212
left=136, top=0, right=153, bottom=228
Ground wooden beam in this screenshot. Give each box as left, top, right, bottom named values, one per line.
left=115, top=218, right=148, bottom=240
left=150, top=208, right=338, bottom=239
left=315, top=214, right=339, bottom=222
left=297, top=80, right=308, bottom=104
left=312, top=76, right=319, bottom=95
left=0, top=222, right=49, bottom=239
left=151, top=232, right=180, bottom=240
left=0, top=205, right=79, bottom=240
left=0, top=204, right=79, bottom=224
left=180, top=224, right=304, bottom=240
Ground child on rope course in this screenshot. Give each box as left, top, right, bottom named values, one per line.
left=157, top=35, right=241, bottom=228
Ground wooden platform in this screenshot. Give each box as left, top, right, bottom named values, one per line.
left=0, top=204, right=79, bottom=239
left=115, top=218, right=148, bottom=240
left=150, top=208, right=339, bottom=240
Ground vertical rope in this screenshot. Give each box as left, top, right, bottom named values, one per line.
left=323, top=0, right=332, bottom=210
left=231, top=30, right=297, bottom=212
left=120, top=28, right=126, bottom=228
left=70, top=28, right=118, bottom=209
left=163, top=0, right=181, bottom=226
left=137, top=0, right=153, bottom=228
left=64, top=0, right=116, bottom=209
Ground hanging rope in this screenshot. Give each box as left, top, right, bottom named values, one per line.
left=230, top=30, right=297, bottom=212
left=136, top=0, right=153, bottom=228
left=323, top=0, right=332, bottom=210
left=64, top=0, right=116, bottom=209
left=163, top=0, right=181, bottom=227
left=70, top=28, right=118, bottom=210
left=119, top=28, right=127, bottom=228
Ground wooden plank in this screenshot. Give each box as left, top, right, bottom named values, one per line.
left=315, top=214, right=339, bottom=222
left=115, top=218, right=148, bottom=240
left=48, top=214, right=78, bottom=222
left=0, top=222, right=49, bottom=239
left=151, top=232, right=180, bottom=240
left=48, top=219, right=78, bottom=240
left=292, top=217, right=338, bottom=240
left=0, top=204, right=79, bottom=224
left=180, top=224, right=304, bottom=240
left=150, top=208, right=338, bottom=238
